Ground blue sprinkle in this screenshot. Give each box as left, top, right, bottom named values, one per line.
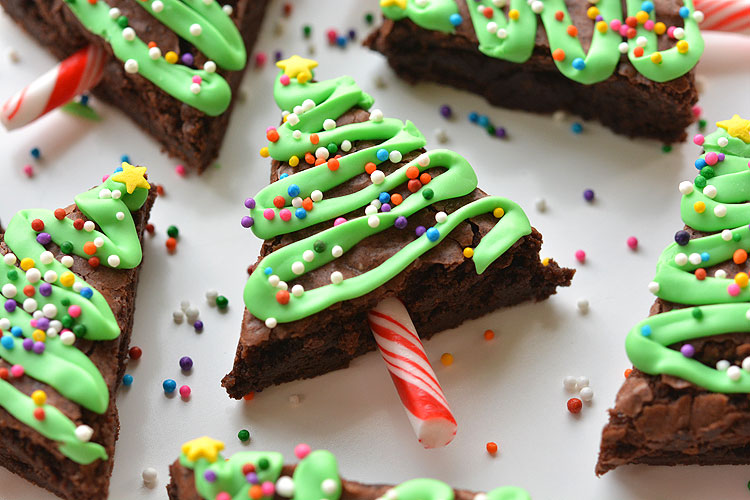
left=120, top=155, right=130, bottom=164
left=376, top=148, right=389, bottom=162
left=30, top=147, right=40, bottom=159
left=571, top=122, right=583, bottom=134
left=163, top=379, right=177, bottom=394
left=572, top=58, right=586, bottom=70
left=122, top=374, right=134, bottom=386
left=449, top=13, right=463, bottom=26
left=379, top=192, right=391, bottom=204
left=468, top=112, right=479, bottom=123
left=287, top=184, right=301, bottom=197
left=1, top=336, right=14, bottom=349
left=295, top=208, right=307, bottom=219
left=679, top=6, right=690, bottom=17
left=264, top=267, right=273, bottom=275
left=280, top=172, right=289, bottom=179
left=80, top=94, right=90, bottom=106
left=700, top=252, right=710, bottom=262
left=641, top=1, right=654, bottom=12
left=336, top=35, right=347, bottom=47
left=641, top=325, right=652, bottom=337
left=695, top=158, right=707, bottom=169
left=11, top=326, right=22, bottom=337
left=114, top=165, right=124, bottom=173
left=80, top=287, right=94, bottom=299
left=426, top=227, right=440, bottom=242
left=477, top=115, right=490, bottom=127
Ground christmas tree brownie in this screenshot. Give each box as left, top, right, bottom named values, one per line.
left=0, top=0, right=270, bottom=172
left=168, top=436, right=532, bottom=500
left=597, top=115, right=750, bottom=473
left=366, top=0, right=703, bottom=142
left=222, top=56, right=573, bottom=399
left=0, top=164, right=155, bottom=499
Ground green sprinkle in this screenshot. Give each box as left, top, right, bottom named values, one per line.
left=734, top=233, right=742, bottom=242
left=700, top=166, right=715, bottom=179
left=365, top=13, right=375, bottom=24
left=486, top=125, right=496, bottom=136
left=698, top=119, right=707, bottom=131
left=258, top=457, right=270, bottom=470
left=238, top=429, right=250, bottom=442
left=216, top=295, right=229, bottom=310
left=303, top=25, right=312, bottom=38
left=692, top=307, right=703, bottom=320
left=694, top=176, right=707, bottom=188
left=422, top=188, right=434, bottom=200
left=6, top=269, right=18, bottom=281
left=661, top=144, right=672, bottom=153
left=61, top=241, right=74, bottom=254
left=313, top=240, right=326, bottom=253
left=62, top=316, right=73, bottom=329
left=326, top=143, right=338, bottom=155
left=73, top=324, right=87, bottom=337
left=167, top=225, right=179, bottom=238
left=116, top=16, right=128, bottom=28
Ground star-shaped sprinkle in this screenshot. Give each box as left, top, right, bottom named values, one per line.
left=276, top=55, right=318, bottom=84
left=181, top=436, right=225, bottom=463
left=717, top=114, right=750, bottom=144
left=111, top=162, right=150, bottom=194
left=381, top=0, right=407, bottom=8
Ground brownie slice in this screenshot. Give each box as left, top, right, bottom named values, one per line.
left=0, top=0, right=269, bottom=172
left=0, top=186, right=156, bottom=499
left=222, top=75, right=573, bottom=398
left=365, top=0, right=698, bottom=143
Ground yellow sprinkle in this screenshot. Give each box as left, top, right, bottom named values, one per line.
left=60, top=271, right=75, bottom=288
left=596, top=21, right=608, bottom=33
left=509, top=9, right=520, bottom=20
left=165, top=51, right=178, bottom=64
left=440, top=353, right=454, bottom=366
left=20, top=258, right=34, bottom=271
left=676, top=40, right=689, bottom=54
left=587, top=6, right=600, bottom=19
left=259, top=147, right=270, bottom=158
left=289, top=155, right=300, bottom=167
left=463, top=247, right=474, bottom=258
left=542, top=257, right=550, bottom=267
left=635, top=10, right=649, bottom=24
left=736, top=272, right=749, bottom=288
left=650, top=52, right=662, bottom=64
left=694, top=201, right=706, bottom=213
left=282, top=115, right=288, bottom=123
left=654, top=22, right=666, bottom=35
left=493, top=207, right=505, bottom=218
left=32, top=329, right=46, bottom=342
left=31, top=390, right=46, bottom=406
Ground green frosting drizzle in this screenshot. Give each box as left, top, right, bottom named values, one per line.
left=0, top=167, right=149, bottom=463
left=183, top=440, right=530, bottom=500
left=381, top=0, right=703, bottom=84
left=63, top=0, right=246, bottom=115
left=243, top=67, right=531, bottom=324
left=626, top=116, right=750, bottom=393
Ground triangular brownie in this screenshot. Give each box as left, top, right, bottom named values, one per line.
left=0, top=0, right=269, bottom=172
left=0, top=164, right=155, bottom=499
left=222, top=56, right=573, bottom=399
left=167, top=436, right=532, bottom=500
left=597, top=115, right=750, bottom=474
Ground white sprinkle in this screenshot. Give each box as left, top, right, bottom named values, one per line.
left=715, top=269, right=727, bottom=279
left=109, top=8, right=122, bottom=18
left=703, top=185, right=717, bottom=199
left=61, top=256, right=74, bottom=268
left=286, top=113, right=300, bottom=126
left=417, top=153, right=431, bottom=167
left=3, top=254, right=17, bottom=266
left=496, top=28, right=508, bottom=39
left=22, top=298, right=37, bottom=313
left=142, top=467, right=158, bottom=486
left=116, top=211, right=125, bottom=221
left=576, top=298, right=589, bottom=314
left=370, top=170, right=385, bottom=185
left=42, top=304, right=57, bottom=319
left=60, top=330, right=76, bottom=346
left=369, top=109, right=384, bottom=122
left=579, top=386, right=594, bottom=402
left=535, top=198, right=547, bottom=212
left=111, top=190, right=122, bottom=199
left=389, top=150, right=403, bottom=163
left=693, top=10, right=704, bottom=22
left=742, top=357, right=750, bottom=372
left=173, top=311, right=185, bottom=324
left=435, top=128, right=448, bottom=143
left=292, top=197, right=303, bottom=208
left=222, top=4, right=233, bottom=15
left=716, top=359, right=730, bottom=371
left=206, top=289, right=219, bottom=303
left=678, top=181, right=694, bottom=195
left=289, top=394, right=302, bottom=406
left=332, top=245, right=343, bottom=258
left=83, top=221, right=96, bottom=232
left=43, top=271, right=57, bottom=283
left=303, top=250, right=315, bottom=262
left=486, top=21, right=498, bottom=34
left=531, top=0, right=543, bottom=12
left=330, top=271, right=344, bottom=284
left=341, top=140, right=352, bottom=152
left=636, top=36, right=648, bottom=48
left=277, top=281, right=288, bottom=291
left=122, top=27, right=136, bottom=41
left=728, top=365, right=742, bottom=381
left=365, top=205, right=378, bottom=216
left=323, top=119, right=336, bottom=131
left=321, top=479, right=338, bottom=495
left=26, top=268, right=41, bottom=284
left=718, top=137, right=729, bottom=147
left=576, top=376, right=590, bottom=388
left=291, top=261, right=305, bottom=275
left=1, top=284, right=17, bottom=298
left=265, top=317, right=277, bottom=328
left=204, top=60, right=217, bottom=73
left=75, top=425, right=94, bottom=442
left=276, top=476, right=295, bottom=497
left=435, top=211, right=447, bottom=223
left=714, top=204, right=727, bottom=217
left=311, top=190, right=323, bottom=202
left=673, top=27, right=685, bottom=39
left=108, top=255, right=121, bottom=268
left=674, top=253, right=688, bottom=266
left=189, top=23, right=202, bottom=36
left=618, top=42, right=629, bottom=54
left=563, top=376, right=578, bottom=392
left=302, top=99, right=315, bottom=111
left=148, top=47, right=162, bottom=60
left=291, top=285, right=304, bottom=297
left=94, top=237, right=104, bottom=248
left=315, top=146, right=329, bottom=160
left=151, top=1, right=164, bottom=13
left=688, top=253, right=702, bottom=265
left=40, top=251, right=54, bottom=265
left=368, top=215, right=380, bottom=228
left=722, top=229, right=733, bottom=241
left=292, top=130, right=302, bottom=140
left=190, top=83, right=201, bottom=95
left=124, top=59, right=139, bottom=74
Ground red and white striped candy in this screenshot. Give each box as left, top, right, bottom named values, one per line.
left=1, top=45, right=107, bottom=130
left=695, top=0, right=750, bottom=34
left=368, top=297, right=457, bottom=449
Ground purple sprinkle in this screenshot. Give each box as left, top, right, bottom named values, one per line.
left=439, top=105, right=453, bottom=119
left=245, top=198, right=256, bottom=209
left=595, top=14, right=604, bottom=21
left=415, top=225, right=426, bottom=237
left=22, top=338, right=33, bottom=351
left=241, top=216, right=254, bottom=228
left=718, top=153, right=726, bottom=161
left=394, top=216, right=408, bottom=229
left=179, top=356, right=194, bottom=371
left=39, top=283, right=52, bottom=297
left=194, top=320, right=204, bottom=331
left=181, top=53, right=194, bottom=66
left=4, top=300, right=16, bottom=313
left=680, top=344, right=695, bottom=357
left=583, top=189, right=595, bottom=202
left=36, top=318, right=50, bottom=330
left=381, top=203, right=391, bottom=212
left=246, top=472, right=259, bottom=484
left=348, top=29, right=356, bottom=40
left=36, top=232, right=52, bottom=245
left=274, top=51, right=282, bottom=62
left=33, top=341, right=45, bottom=354
left=495, top=127, right=507, bottom=138
left=203, top=470, right=217, bottom=482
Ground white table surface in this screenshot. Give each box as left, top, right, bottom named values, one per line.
left=1, top=2, right=749, bottom=499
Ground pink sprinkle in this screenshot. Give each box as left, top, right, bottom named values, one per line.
left=728, top=283, right=741, bottom=297
left=216, top=494, right=231, bottom=500
left=644, top=20, right=654, bottom=30
left=30, top=319, right=37, bottom=328
left=23, top=165, right=34, bottom=178
left=280, top=74, right=290, bottom=86
left=263, top=208, right=275, bottom=220
left=266, top=126, right=277, bottom=134
left=102, top=174, right=110, bottom=182
left=179, top=385, right=191, bottom=398
left=627, top=236, right=638, bottom=250
left=619, top=25, right=629, bottom=36
left=192, top=75, right=202, bottom=84
left=261, top=482, right=275, bottom=496
left=175, top=164, right=186, bottom=177
left=692, top=105, right=702, bottom=118
left=254, top=52, right=267, bottom=67
left=667, top=25, right=676, bottom=38
left=705, top=152, right=719, bottom=166
left=68, top=305, right=82, bottom=318
left=294, top=443, right=311, bottom=459
left=333, top=217, right=346, bottom=226
left=279, top=209, right=292, bottom=221
left=575, top=249, right=586, bottom=263
left=10, top=364, right=24, bottom=378
left=693, top=134, right=705, bottom=146
left=610, top=19, right=622, bottom=31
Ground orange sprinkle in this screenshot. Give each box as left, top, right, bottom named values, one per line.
left=364, top=162, right=377, bottom=174
left=695, top=268, right=707, bottom=280
left=734, top=249, right=748, bottom=265
left=624, top=368, right=633, bottom=378
left=552, top=48, right=566, bottom=61
left=243, top=392, right=255, bottom=401
left=304, top=152, right=315, bottom=165
left=486, top=442, right=498, bottom=455
left=484, top=329, right=495, bottom=341
left=166, top=237, right=177, bottom=252
left=314, top=158, right=326, bottom=166
left=391, top=193, right=403, bottom=205
left=406, top=166, right=420, bottom=179
left=633, top=46, right=644, bottom=58
left=249, top=485, right=263, bottom=500
left=302, top=198, right=313, bottom=211
left=327, top=158, right=340, bottom=171
left=83, top=242, right=96, bottom=255
left=419, top=172, right=432, bottom=185
left=566, top=25, right=578, bottom=37
left=310, top=133, right=319, bottom=145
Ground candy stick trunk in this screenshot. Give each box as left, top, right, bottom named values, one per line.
left=1, top=45, right=107, bottom=131
left=695, top=0, right=750, bottom=34
left=368, top=297, right=457, bottom=449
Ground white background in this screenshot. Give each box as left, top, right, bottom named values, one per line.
left=1, top=1, right=749, bottom=499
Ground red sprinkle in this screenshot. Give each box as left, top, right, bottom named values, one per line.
left=567, top=398, right=583, bottom=414
left=54, top=209, right=66, bottom=220
left=695, top=268, right=707, bottom=280
left=486, top=442, right=498, bottom=455
left=129, top=346, right=143, bottom=360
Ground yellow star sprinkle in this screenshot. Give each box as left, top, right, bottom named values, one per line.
left=111, top=162, right=150, bottom=194
left=181, top=437, right=225, bottom=463
left=717, top=115, right=750, bottom=144
left=276, top=55, right=318, bottom=84
left=381, top=0, right=407, bottom=8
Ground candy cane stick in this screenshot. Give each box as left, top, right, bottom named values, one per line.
left=695, top=0, right=750, bottom=34
left=368, top=297, right=457, bottom=449
left=1, top=45, right=107, bottom=131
